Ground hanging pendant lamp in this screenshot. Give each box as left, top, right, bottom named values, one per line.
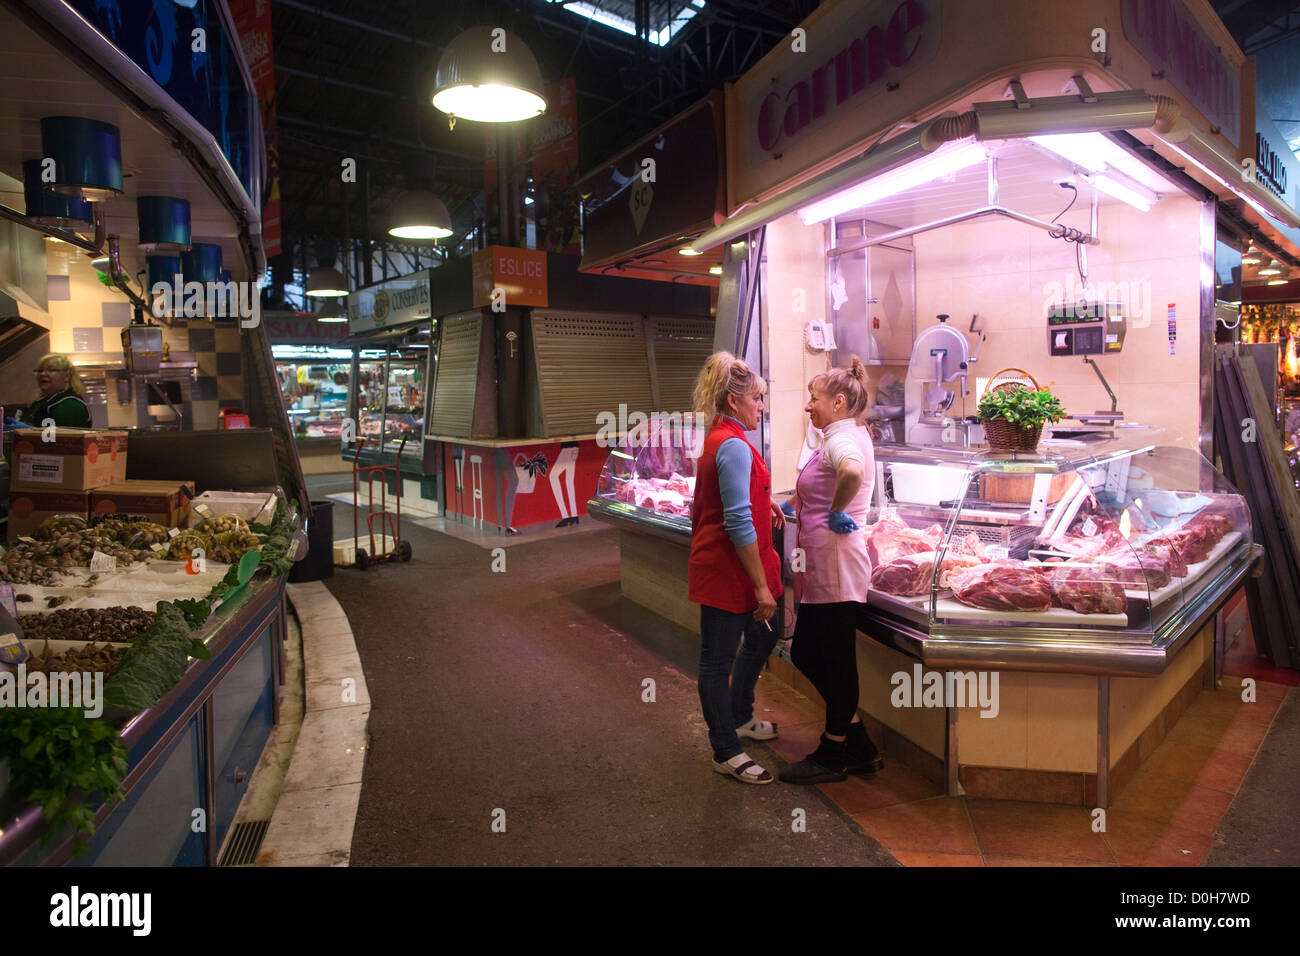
left=431, top=26, right=547, bottom=124
left=389, top=191, right=453, bottom=239
left=305, top=266, right=349, bottom=297
left=138, top=197, right=192, bottom=253
left=22, top=159, right=92, bottom=227
left=39, top=116, right=123, bottom=201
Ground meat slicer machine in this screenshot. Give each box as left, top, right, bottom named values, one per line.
left=904, top=314, right=984, bottom=447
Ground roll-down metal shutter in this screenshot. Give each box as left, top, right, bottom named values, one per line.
left=429, top=310, right=482, bottom=436
left=531, top=310, right=654, bottom=434
left=646, top=315, right=715, bottom=414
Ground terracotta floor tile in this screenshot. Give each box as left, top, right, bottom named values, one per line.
left=1227, top=696, right=1283, bottom=726
left=761, top=722, right=826, bottom=764
left=1187, top=690, right=1281, bottom=725
left=1164, top=711, right=1236, bottom=750
left=1138, top=742, right=1252, bottom=794
left=965, top=799, right=1114, bottom=863
left=1216, top=715, right=1271, bottom=756
left=1102, top=813, right=1213, bottom=866
left=984, top=856, right=1116, bottom=867
left=817, top=761, right=944, bottom=814
left=851, top=796, right=979, bottom=854
left=1110, top=771, right=1235, bottom=836
left=1253, top=679, right=1296, bottom=698
left=892, top=850, right=984, bottom=867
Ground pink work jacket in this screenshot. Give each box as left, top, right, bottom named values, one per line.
left=793, top=420, right=875, bottom=605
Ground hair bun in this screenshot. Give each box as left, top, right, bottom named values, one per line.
left=849, top=355, right=866, bottom=380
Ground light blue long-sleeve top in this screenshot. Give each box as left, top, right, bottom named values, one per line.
left=715, top=416, right=756, bottom=548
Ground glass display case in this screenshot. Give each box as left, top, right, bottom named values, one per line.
left=587, top=415, right=707, bottom=538
left=274, top=347, right=369, bottom=441
left=863, top=427, right=1259, bottom=652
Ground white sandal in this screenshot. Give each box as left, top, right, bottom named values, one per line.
left=736, top=717, right=778, bottom=740
left=712, top=752, right=774, bottom=784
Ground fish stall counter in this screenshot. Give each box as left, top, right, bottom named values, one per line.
left=591, top=425, right=1262, bottom=806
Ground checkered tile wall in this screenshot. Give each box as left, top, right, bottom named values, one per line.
left=43, top=263, right=245, bottom=431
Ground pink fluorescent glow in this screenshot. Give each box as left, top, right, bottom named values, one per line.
left=796, top=142, right=987, bottom=224
left=1030, top=133, right=1174, bottom=193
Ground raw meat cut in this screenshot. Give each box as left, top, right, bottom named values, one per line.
left=1095, top=551, right=1172, bottom=591
left=1041, top=564, right=1127, bottom=615
left=1140, top=541, right=1187, bottom=577
left=870, top=551, right=983, bottom=596
left=951, top=531, right=988, bottom=558
left=866, top=518, right=936, bottom=566
left=947, top=564, right=1053, bottom=612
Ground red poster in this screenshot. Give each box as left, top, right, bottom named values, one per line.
left=443, top=440, right=606, bottom=529
left=230, top=0, right=281, bottom=257
left=529, top=77, right=581, bottom=254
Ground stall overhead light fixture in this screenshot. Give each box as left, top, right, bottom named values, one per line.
left=1267, top=278, right=1288, bottom=285
left=388, top=191, right=453, bottom=240
left=708, top=265, right=722, bottom=275
left=39, top=116, right=123, bottom=201
left=1081, top=171, right=1157, bottom=212
left=305, top=266, right=349, bottom=297
left=317, top=315, right=348, bottom=323
left=1029, top=133, right=1172, bottom=194
left=1259, top=260, right=1282, bottom=276
left=431, top=26, right=547, bottom=124
left=1242, top=247, right=1261, bottom=265
left=678, top=247, right=702, bottom=256
left=797, top=142, right=988, bottom=225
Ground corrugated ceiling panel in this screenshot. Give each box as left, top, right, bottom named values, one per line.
left=649, top=315, right=715, bottom=413
left=531, top=310, right=654, bottom=435
left=429, top=311, right=481, bottom=436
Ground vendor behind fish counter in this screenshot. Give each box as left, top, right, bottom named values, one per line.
left=18, top=353, right=92, bottom=429
left=779, top=356, right=884, bottom=785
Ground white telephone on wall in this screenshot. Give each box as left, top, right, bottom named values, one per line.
left=805, top=318, right=837, bottom=351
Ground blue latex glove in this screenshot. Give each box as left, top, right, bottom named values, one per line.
left=828, top=507, right=859, bottom=534
left=780, top=499, right=796, bottom=517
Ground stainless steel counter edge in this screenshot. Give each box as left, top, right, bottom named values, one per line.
left=586, top=496, right=691, bottom=543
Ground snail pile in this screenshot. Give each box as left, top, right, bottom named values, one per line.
left=197, top=513, right=249, bottom=536
left=26, top=641, right=124, bottom=679
left=167, top=529, right=213, bottom=561
left=211, top=529, right=261, bottom=564
left=19, top=606, right=156, bottom=644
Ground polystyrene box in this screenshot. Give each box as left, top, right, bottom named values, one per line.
left=185, top=491, right=278, bottom=528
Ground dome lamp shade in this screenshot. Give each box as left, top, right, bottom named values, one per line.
left=22, top=159, right=92, bottom=227
left=431, top=27, right=547, bottom=123
left=388, top=191, right=454, bottom=239
left=305, top=266, right=349, bottom=297
left=39, top=116, right=123, bottom=201
left=180, top=243, right=223, bottom=284
left=137, top=196, right=192, bottom=253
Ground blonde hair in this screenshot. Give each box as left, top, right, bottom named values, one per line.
left=36, top=352, right=84, bottom=396
left=693, top=351, right=766, bottom=417
left=809, top=355, right=869, bottom=419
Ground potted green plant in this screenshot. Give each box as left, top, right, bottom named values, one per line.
left=976, top=376, right=1066, bottom=452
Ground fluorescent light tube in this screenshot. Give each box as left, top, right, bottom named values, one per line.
left=1084, top=172, right=1157, bottom=212
left=1031, top=133, right=1172, bottom=193
left=797, top=142, right=987, bottom=224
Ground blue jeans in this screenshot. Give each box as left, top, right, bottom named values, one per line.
left=698, top=604, right=779, bottom=761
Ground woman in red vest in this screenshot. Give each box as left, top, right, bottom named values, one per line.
left=688, top=352, right=785, bottom=784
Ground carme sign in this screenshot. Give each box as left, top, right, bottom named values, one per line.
left=744, top=0, right=940, bottom=165
left=1122, top=0, right=1240, bottom=147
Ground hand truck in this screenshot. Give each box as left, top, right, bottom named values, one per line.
left=347, top=436, right=413, bottom=569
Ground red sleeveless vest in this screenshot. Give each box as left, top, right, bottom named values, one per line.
left=688, top=417, right=783, bottom=612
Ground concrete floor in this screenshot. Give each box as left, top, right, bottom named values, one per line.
left=320, top=495, right=897, bottom=866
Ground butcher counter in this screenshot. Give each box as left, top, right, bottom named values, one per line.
left=588, top=425, right=1262, bottom=806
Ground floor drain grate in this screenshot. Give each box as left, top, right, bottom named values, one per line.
left=218, top=819, right=271, bottom=867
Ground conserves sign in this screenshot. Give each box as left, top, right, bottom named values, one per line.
left=348, top=270, right=432, bottom=334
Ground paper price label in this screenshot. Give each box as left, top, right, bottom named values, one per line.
left=89, top=550, right=118, bottom=572
left=18, top=454, right=63, bottom=484
left=1082, top=516, right=1098, bottom=537
left=168, top=527, right=181, bottom=538
left=986, top=546, right=1010, bottom=560
left=0, top=631, right=28, bottom=665
left=150, top=543, right=167, bottom=553
left=0, top=583, right=16, bottom=618
left=194, top=503, right=214, bottom=518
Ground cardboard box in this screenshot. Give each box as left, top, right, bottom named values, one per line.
left=90, top=480, right=195, bottom=529
left=9, top=429, right=128, bottom=492
left=6, top=489, right=92, bottom=541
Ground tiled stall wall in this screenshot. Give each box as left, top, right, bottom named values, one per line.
left=40, top=259, right=246, bottom=430
left=911, top=194, right=1205, bottom=443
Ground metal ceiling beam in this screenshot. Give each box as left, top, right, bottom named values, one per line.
left=273, top=0, right=442, bottom=49
left=278, top=64, right=412, bottom=100
left=277, top=114, right=481, bottom=162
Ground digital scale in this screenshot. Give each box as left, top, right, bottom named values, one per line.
left=1046, top=300, right=1127, bottom=356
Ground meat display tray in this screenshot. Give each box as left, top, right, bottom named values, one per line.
left=1120, top=531, right=1243, bottom=604
left=869, top=589, right=1128, bottom=628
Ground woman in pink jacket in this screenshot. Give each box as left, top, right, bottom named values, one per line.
left=780, top=357, right=883, bottom=784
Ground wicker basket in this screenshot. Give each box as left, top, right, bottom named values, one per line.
left=981, top=367, right=1045, bottom=452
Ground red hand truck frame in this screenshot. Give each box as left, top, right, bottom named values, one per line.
left=346, top=436, right=413, bottom=569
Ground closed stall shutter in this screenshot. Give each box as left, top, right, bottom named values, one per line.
left=647, top=316, right=715, bottom=414
left=429, top=311, right=482, bottom=436
left=531, top=310, right=653, bottom=434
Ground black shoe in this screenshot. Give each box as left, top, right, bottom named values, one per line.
left=844, top=721, right=884, bottom=774
left=778, top=735, right=849, bottom=785
left=779, top=756, right=849, bottom=785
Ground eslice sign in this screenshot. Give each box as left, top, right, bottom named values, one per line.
left=472, top=246, right=549, bottom=308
